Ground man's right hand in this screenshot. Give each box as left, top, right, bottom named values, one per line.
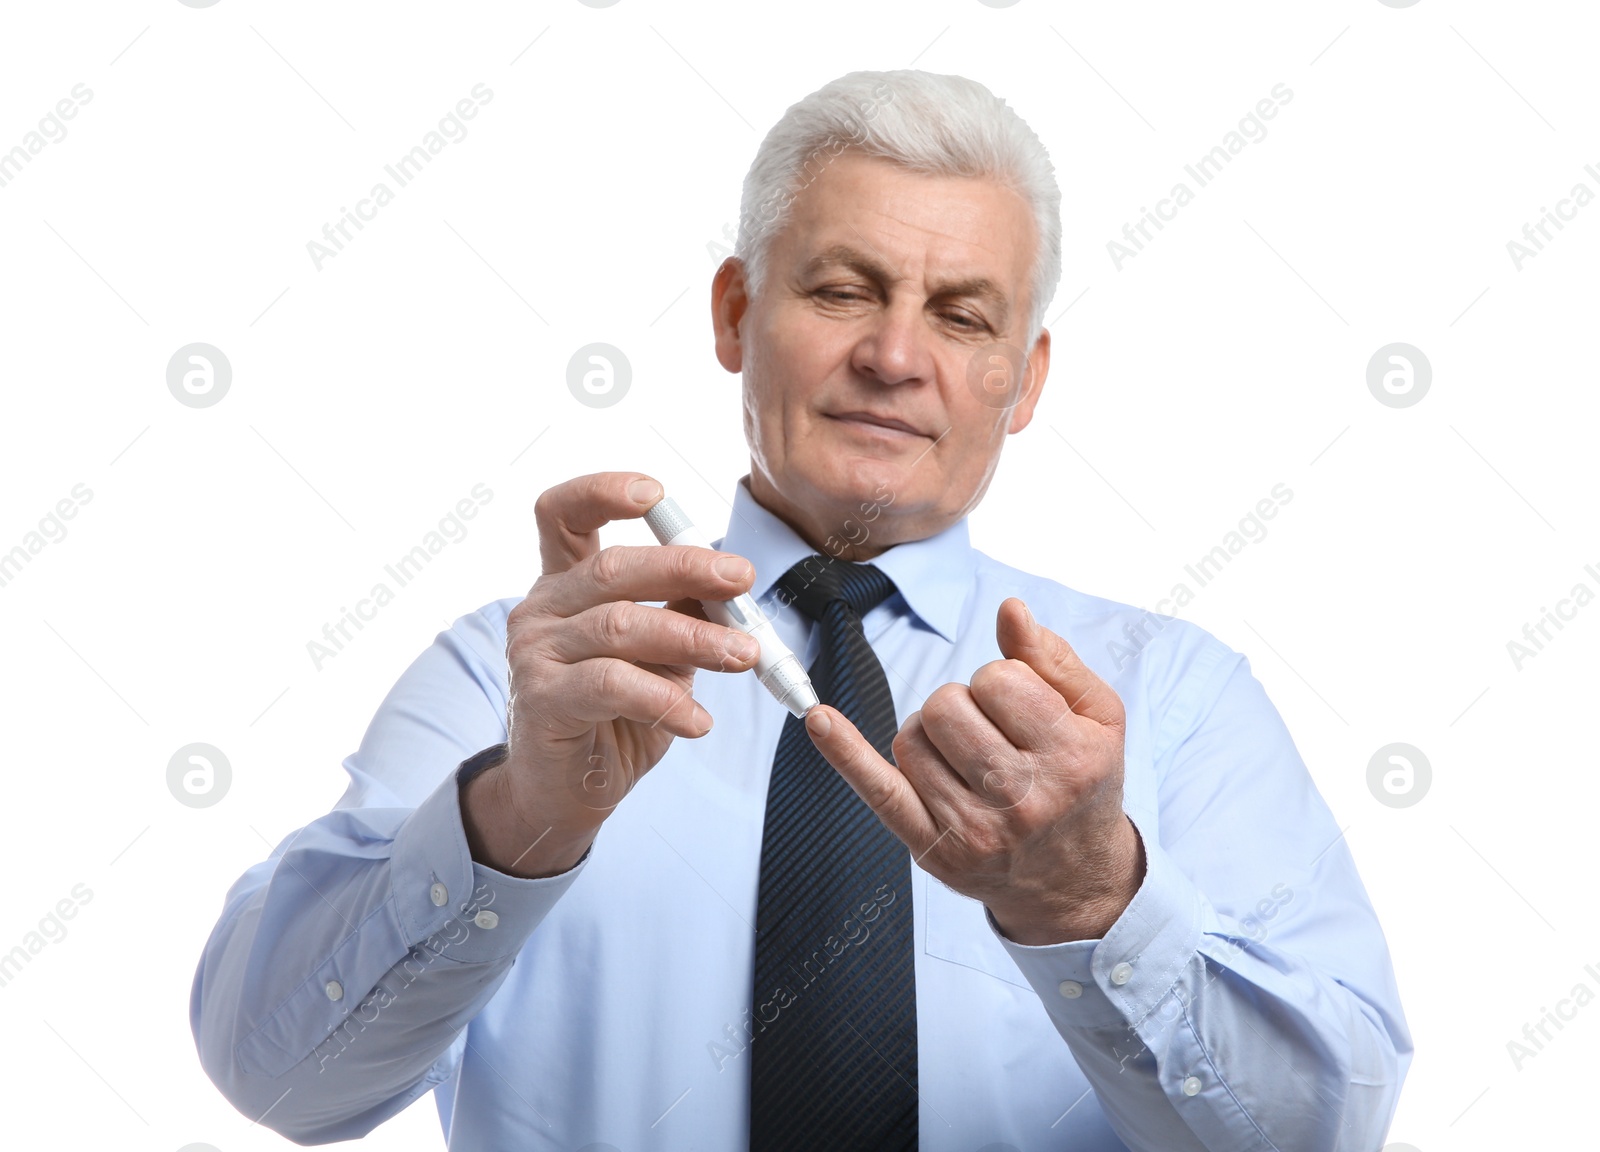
left=459, top=471, right=760, bottom=879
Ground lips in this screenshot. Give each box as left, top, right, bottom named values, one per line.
left=826, top=411, right=927, bottom=437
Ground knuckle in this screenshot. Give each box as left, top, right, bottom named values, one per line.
left=595, top=600, right=633, bottom=649
left=675, top=545, right=716, bottom=587
left=505, top=630, right=536, bottom=669
left=532, top=487, right=560, bottom=525
left=589, top=544, right=627, bottom=589
left=508, top=588, right=548, bottom=628
left=892, top=725, right=918, bottom=758
left=504, top=617, right=546, bottom=668
left=864, top=779, right=898, bottom=812
left=663, top=544, right=695, bottom=578
left=593, top=658, right=626, bottom=702
left=921, top=683, right=963, bottom=724
left=955, top=821, right=1002, bottom=861
left=713, top=624, right=753, bottom=666
left=969, top=659, right=1007, bottom=693
left=1012, top=788, right=1049, bottom=826
left=697, top=621, right=729, bottom=665
left=504, top=602, right=530, bottom=641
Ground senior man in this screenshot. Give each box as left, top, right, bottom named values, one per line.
left=192, top=70, right=1410, bottom=1149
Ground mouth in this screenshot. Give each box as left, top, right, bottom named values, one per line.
left=824, top=411, right=929, bottom=440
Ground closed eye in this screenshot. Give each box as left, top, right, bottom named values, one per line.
left=814, top=290, right=992, bottom=333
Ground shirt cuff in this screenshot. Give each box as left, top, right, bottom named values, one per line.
left=389, top=743, right=591, bottom=965
left=988, top=808, right=1202, bottom=1031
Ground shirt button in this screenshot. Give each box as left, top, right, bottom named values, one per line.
left=1110, top=961, right=1134, bottom=986
left=430, top=882, right=448, bottom=907
left=324, top=980, right=344, bottom=1001
left=1182, top=1075, right=1202, bottom=1097
left=474, top=910, right=499, bottom=930
left=1057, top=980, right=1083, bottom=999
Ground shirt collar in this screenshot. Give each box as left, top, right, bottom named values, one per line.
left=709, top=475, right=971, bottom=643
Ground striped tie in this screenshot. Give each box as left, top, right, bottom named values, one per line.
left=748, top=554, right=918, bottom=1150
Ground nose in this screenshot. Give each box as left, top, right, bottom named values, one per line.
left=849, top=296, right=935, bottom=388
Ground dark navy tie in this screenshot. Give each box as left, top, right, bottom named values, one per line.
left=749, top=555, right=918, bottom=1150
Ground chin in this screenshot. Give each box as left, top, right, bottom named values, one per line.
left=807, top=454, right=915, bottom=511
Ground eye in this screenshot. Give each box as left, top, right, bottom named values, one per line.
left=943, top=311, right=986, bottom=331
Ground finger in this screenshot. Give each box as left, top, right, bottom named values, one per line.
left=534, top=471, right=665, bottom=576
left=554, top=657, right=713, bottom=738
left=997, top=598, right=1125, bottom=732
left=538, top=543, right=755, bottom=618
left=892, top=708, right=1001, bottom=831
left=967, top=657, right=1069, bottom=752
left=915, top=682, right=1016, bottom=792
left=547, top=601, right=760, bottom=674
left=804, top=705, right=940, bottom=853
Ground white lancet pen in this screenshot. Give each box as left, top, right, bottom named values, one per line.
left=642, top=495, right=820, bottom=719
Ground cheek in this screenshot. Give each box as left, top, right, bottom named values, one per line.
left=941, top=404, right=1004, bottom=469
left=742, top=356, right=808, bottom=471
left=759, top=340, right=840, bottom=429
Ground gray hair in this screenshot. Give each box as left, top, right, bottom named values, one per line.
left=735, top=69, right=1061, bottom=350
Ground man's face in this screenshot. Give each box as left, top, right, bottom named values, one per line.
left=712, top=149, right=1050, bottom=559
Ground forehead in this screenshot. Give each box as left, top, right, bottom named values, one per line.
left=773, top=151, right=1035, bottom=292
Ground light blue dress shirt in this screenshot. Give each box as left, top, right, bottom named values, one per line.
left=191, top=475, right=1411, bottom=1150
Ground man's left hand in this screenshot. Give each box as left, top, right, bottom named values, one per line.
left=804, top=596, right=1145, bottom=946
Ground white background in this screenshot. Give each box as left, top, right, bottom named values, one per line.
left=1, top=1, right=1595, bottom=1149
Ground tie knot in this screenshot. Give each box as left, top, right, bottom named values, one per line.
left=775, top=555, right=898, bottom=623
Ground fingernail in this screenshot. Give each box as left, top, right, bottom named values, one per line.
left=730, top=635, right=760, bottom=663
left=629, top=478, right=662, bottom=506
left=1022, top=602, right=1035, bottom=630
left=806, top=707, right=831, bottom=737
left=715, top=555, right=751, bottom=582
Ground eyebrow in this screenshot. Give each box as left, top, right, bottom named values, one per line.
left=800, top=243, right=1013, bottom=327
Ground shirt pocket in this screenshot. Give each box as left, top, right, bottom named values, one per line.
left=922, top=874, right=1034, bottom=992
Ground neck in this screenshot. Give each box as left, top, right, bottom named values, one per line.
left=743, top=471, right=940, bottom=563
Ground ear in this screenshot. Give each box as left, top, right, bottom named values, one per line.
left=711, top=257, right=750, bottom=374
left=1007, top=326, right=1051, bottom=435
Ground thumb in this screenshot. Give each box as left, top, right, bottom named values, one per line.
left=997, top=597, right=1124, bottom=732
